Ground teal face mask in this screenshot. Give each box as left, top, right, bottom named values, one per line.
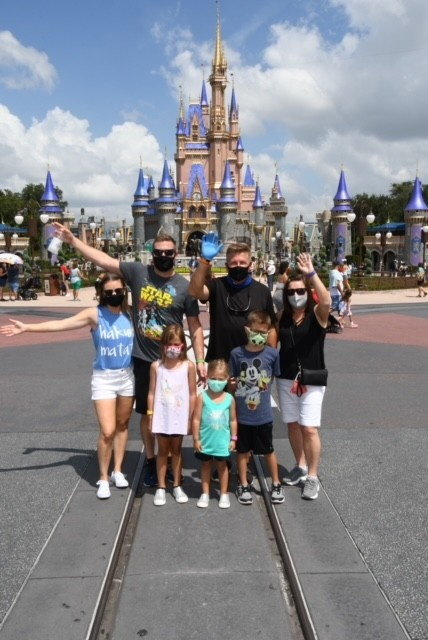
left=207, top=379, right=228, bottom=393
left=246, top=328, right=269, bottom=346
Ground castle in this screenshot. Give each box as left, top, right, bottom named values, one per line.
left=131, top=16, right=288, bottom=256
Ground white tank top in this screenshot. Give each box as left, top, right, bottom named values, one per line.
left=151, top=361, right=189, bottom=435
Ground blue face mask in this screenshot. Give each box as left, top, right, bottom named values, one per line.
left=207, top=379, right=228, bottom=393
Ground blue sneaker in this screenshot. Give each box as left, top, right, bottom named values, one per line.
left=143, top=464, right=158, bottom=487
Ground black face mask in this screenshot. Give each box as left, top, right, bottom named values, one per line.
left=106, top=294, right=125, bottom=307
left=228, top=265, right=249, bottom=282
left=153, top=255, right=175, bottom=272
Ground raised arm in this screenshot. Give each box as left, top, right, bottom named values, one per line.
left=188, top=261, right=211, bottom=301
left=53, top=222, right=121, bottom=274
left=0, top=307, right=98, bottom=336
left=297, top=253, right=331, bottom=327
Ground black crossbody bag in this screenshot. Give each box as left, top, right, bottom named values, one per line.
left=289, top=326, right=328, bottom=387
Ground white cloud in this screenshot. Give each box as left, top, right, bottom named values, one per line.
left=0, top=105, right=164, bottom=218
left=0, top=31, right=57, bottom=90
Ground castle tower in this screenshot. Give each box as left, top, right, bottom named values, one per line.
left=253, top=183, right=264, bottom=253
left=132, top=168, right=149, bottom=250
left=217, top=161, right=237, bottom=250
left=404, top=177, right=428, bottom=266
left=267, top=173, right=288, bottom=236
left=155, top=159, right=178, bottom=239
left=331, top=169, right=353, bottom=261
left=39, top=170, right=65, bottom=259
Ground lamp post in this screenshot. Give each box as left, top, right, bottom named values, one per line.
left=298, top=219, right=306, bottom=252
left=275, top=230, right=283, bottom=262
left=0, top=209, right=49, bottom=254
left=89, top=221, right=97, bottom=247
left=375, top=230, right=392, bottom=274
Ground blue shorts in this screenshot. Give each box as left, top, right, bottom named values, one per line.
left=8, top=280, right=19, bottom=293
left=331, top=293, right=341, bottom=312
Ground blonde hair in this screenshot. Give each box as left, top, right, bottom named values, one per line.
left=207, top=359, right=229, bottom=379
left=226, top=242, right=251, bottom=263
left=247, top=310, right=271, bottom=329
left=160, top=324, right=187, bottom=362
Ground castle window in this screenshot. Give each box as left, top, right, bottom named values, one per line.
left=188, top=205, right=197, bottom=219
left=198, top=206, right=207, bottom=218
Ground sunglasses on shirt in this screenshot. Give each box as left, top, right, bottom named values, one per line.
left=103, top=288, right=126, bottom=297
left=286, top=288, right=306, bottom=296
left=152, top=249, right=176, bottom=257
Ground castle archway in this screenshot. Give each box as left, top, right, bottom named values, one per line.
left=185, top=230, right=205, bottom=256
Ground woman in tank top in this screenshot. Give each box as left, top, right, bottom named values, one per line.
left=276, top=253, right=331, bottom=501
left=0, top=273, right=134, bottom=500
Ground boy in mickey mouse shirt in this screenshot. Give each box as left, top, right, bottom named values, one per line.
left=229, top=310, right=285, bottom=505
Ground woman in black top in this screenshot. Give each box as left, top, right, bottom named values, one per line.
left=277, top=253, right=331, bottom=500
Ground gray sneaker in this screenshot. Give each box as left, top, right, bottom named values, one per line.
left=236, top=484, right=253, bottom=505
left=302, top=476, right=320, bottom=500
left=283, top=466, right=308, bottom=486
left=270, top=483, right=285, bottom=504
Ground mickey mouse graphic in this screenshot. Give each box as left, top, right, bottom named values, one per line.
left=236, top=358, right=270, bottom=410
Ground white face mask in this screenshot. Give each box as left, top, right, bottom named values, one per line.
left=288, top=292, right=308, bottom=309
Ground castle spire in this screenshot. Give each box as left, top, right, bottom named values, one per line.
left=253, top=183, right=263, bottom=209
left=331, top=169, right=352, bottom=212
left=213, top=1, right=227, bottom=70
left=405, top=176, right=428, bottom=211
left=200, top=79, right=208, bottom=107
left=39, top=170, right=63, bottom=215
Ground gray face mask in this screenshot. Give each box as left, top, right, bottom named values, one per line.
left=288, top=292, right=308, bottom=309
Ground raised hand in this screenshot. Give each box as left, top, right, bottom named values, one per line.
left=201, top=232, right=223, bottom=261
left=0, top=319, right=26, bottom=336
left=53, top=222, right=75, bottom=245
left=296, top=253, right=315, bottom=276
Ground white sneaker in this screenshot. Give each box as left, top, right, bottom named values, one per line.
left=197, top=493, right=210, bottom=508
left=110, top=471, right=129, bottom=488
left=173, top=486, right=188, bottom=503
left=154, top=488, right=166, bottom=506
left=96, top=480, right=111, bottom=499
left=218, top=493, right=230, bottom=509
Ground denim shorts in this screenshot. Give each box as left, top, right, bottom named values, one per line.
left=91, top=367, right=135, bottom=400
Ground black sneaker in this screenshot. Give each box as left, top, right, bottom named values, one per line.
left=143, top=463, right=158, bottom=487
left=235, top=484, right=252, bottom=505
left=270, top=483, right=285, bottom=504
left=282, top=465, right=308, bottom=486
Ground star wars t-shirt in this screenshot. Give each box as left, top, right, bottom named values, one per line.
left=120, top=262, right=199, bottom=362
left=229, top=345, right=280, bottom=426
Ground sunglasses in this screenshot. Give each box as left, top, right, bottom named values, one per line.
left=104, top=288, right=126, bottom=297
left=286, top=288, right=306, bottom=296
left=153, top=249, right=176, bottom=257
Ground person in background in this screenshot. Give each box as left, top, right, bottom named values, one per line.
left=338, top=289, right=358, bottom=328
left=266, top=259, right=276, bottom=292
left=6, top=263, right=20, bottom=301
left=328, top=260, right=343, bottom=314
left=272, top=260, right=290, bottom=315
left=0, top=262, right=7, bottom=301
left=0, top=273, right=135, bottom=500
left=70, top=261, right=84, bottom=301
left=416, top=262, right=427, bottom=297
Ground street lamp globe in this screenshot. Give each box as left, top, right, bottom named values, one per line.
left=347, top=213, right=356, bottom=223
left=12, top=233, right=19, bottom=240
left=386, top=231, right=392, bottom=239
left=0, top=232, right=4, bottom=240
left=14, top=214, right=24, bottom=225
left=422, top=225, right=428, bottom=233
left=298, top=220, right=305, bottom=232
left=40, top=213, right=50, bottom=224
left=89, top=222, right=97, bottom=231
left=115, top=232, right=121, bottom=240
left=275, top=230, right=282, bottom=239
left=366, top=212, right=375, bottom=224
left=375, top=232, right=381, bottom=240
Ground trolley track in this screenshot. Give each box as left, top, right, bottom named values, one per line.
left=86, top=450, right=314, bottom=640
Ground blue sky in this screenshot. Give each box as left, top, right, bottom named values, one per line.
left=1, top=0, right=427, bottom=223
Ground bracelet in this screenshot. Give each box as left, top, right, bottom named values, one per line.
left=198, top=257, right=211, bottom=265
left=307, top=270, right=317, bottom=279
left=146, top=410, right=154, bottom=416
left=196, top=358, right=206, bottom=364
left=230, top=435, right=238, bottom=441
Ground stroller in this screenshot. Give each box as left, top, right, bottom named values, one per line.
left=18, top=276, right=40, bottom=301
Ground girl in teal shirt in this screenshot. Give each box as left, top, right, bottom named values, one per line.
left=192, top=359, right=237, bottom=509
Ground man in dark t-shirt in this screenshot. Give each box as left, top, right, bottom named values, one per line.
left=189, top=238, right=277, bottom=362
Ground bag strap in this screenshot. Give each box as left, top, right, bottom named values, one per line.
left=289, top=326, right=303, bottom=376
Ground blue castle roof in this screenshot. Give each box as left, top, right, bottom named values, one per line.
left=159, top=159, right=175, bottom=191
left=200, top=80, right=208, bottom=107
left=273, top=174, right=282, bottom=198
left=331, top=169, right=353, bottom=213
left=405, top=177, right=428, bottom=211
left=253, top=184, right=263, bottom=208
left=243, top=164, right=255, bottom=187
left=134, top=169, right=149, bottom=197
left=220, top=161, right=234, bottom=190
left=39, top=170, right=63, bottom=214
left=236, top=137, right=244, bottom=152
left=230, top=88, right=238, bottom=116
left=184, top=103, right=208, bottom=137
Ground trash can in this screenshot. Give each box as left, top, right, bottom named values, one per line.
left=45, top=274, right=60, bottom=296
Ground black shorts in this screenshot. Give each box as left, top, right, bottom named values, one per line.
left=236, top=422, right=274, bottom=455
left=133, top=357, right=151, bottom=414
left=194, top=451, right=230, bottom=462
